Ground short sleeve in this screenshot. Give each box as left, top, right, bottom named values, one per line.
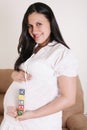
left=53, top=48, right=78, bottom=77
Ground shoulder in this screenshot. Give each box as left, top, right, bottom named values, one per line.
left=48, top=41, right=69, bottom=52
left=51, top=42, right=79, bottom=77
left=48, top=41, right=71, bottom=59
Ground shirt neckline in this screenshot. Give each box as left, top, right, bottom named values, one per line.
left=47, top=40, right=57, bottom=46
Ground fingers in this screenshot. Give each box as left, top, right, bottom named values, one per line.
left=26, top=73, right=32, bottom=80
left=11, top=70, right=32, bottom=82
left=7, top=106, right=18, bottom=117
left=19, top=72, right=32, bottom=81
left=16, top=115, right=24, bottom=121
left=18, top=72, right=32, bottom=81
left=17, top=71, right=26, bottom=82
left=7, top=111, right=17, bottom=117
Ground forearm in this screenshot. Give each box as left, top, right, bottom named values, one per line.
left=28, top=96, right=75, bottom=119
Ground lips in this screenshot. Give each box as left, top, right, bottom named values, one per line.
left=34, top=34, right=41, bottom=39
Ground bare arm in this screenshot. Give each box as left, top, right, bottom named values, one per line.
left=16, top=76, right=77, bottom=120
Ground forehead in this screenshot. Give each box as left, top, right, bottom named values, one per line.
left=28, top=12, right=48, bottom=23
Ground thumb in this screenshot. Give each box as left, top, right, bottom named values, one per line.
left=16, top=115, right=24, bottom=121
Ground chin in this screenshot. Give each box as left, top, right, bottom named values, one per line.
left=35, top=40, right=43, bottom=44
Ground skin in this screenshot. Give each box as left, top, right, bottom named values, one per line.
left=28, top=12, right=51, bottom=47
left=8, top=12, right=77, bottom=121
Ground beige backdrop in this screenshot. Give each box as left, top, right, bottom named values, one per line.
left=0, top=0, right=87, bottom=114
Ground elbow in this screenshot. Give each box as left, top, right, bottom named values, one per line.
left=68, top=98, right=76, bottom=107
left=66, top=92, right=76, bottom=107
left=63, top=95, right=76, bottom=108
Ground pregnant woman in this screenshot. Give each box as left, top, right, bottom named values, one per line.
left=0, top=2, right=78, bottom=130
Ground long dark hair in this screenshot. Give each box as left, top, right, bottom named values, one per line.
left=14, top=2, right=69, bottom=70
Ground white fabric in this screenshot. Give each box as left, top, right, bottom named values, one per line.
left=0, top=41, right=78, bottom=130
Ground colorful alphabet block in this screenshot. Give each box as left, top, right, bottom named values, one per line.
left=17, top=89, right=25, bottom=116
left=18, top=95, right=24, bottom=100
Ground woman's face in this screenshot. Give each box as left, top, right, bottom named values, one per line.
left=28, top=12, right=51, bottom=46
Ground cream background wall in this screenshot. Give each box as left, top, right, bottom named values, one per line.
left=0, top=0, right=87, bottom=113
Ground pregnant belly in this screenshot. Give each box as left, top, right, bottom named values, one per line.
left=23, top=78, right=58, bottom=110
left=4, top=78, right=58, bottom=111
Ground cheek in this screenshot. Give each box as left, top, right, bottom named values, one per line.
left=45, top=23, right=51, bottom=34
left=44, top=26, right=51, bottom=36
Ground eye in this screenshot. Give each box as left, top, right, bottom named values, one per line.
left=36, top=23, right=42, bottom=26
left=27, top=24, right=32, bottom=29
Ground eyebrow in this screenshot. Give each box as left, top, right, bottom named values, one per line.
left=28, top=21, right=43, bottom=25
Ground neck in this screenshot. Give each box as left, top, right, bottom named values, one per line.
left=34, top=38, right=51, bottom=54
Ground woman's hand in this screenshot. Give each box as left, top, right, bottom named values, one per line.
left=7, top=106, right=18, bottom=118
left=7, top=106, right=33, bottom=120
left=11, top=70, right=32, bottom=82
left=7, top=106, right=34, bottom=120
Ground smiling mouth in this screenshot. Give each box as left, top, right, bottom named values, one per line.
left=34, top=35, right=40, bottom=39
left=34, top=34, right=42, bottom=39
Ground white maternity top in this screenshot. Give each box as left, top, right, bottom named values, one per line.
left=0, top=41, right=78, bottom=130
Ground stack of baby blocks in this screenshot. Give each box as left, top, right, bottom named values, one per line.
left=18, top=89, right=25, bottom=116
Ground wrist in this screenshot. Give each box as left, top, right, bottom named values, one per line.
left=25, top=110, right=36, bottom=119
